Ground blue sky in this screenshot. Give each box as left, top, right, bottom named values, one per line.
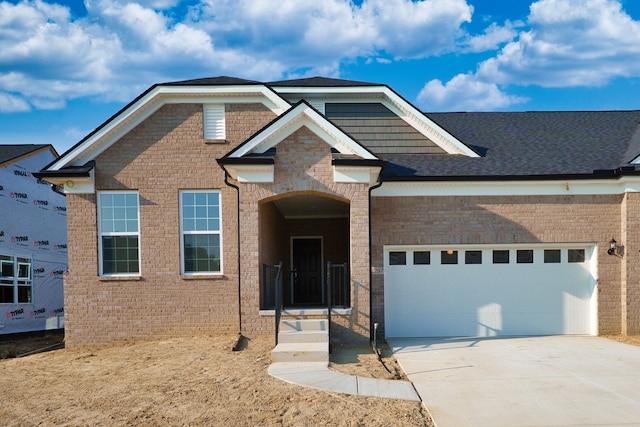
left=1, top=0, right=640, bottom=154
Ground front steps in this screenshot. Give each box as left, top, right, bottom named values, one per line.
left=271, top=319, right=329, bottom=364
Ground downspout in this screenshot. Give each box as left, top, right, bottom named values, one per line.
left=368, top=179, right=384, bottom=343
left=222, top=169, right=243, bottom=348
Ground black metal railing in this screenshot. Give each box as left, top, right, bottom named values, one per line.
left=263, top=262, right=283, bottom=344
left=327, top=262, right=349, bottom=307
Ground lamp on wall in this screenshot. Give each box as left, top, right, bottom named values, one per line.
left=607, top=238, right=617, bottom=256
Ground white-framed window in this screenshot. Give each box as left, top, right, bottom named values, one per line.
left=0, top=255, right=32, bottom=303
left=203, top=104, right=225, bottom=140
left=180, top=190, right=222, bottom=275
left=98, top=191, right=140, bottom=276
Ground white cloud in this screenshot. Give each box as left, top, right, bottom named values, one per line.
left=0, top=92, right=30, bottom=112
left=478, top=0, right=640, bottom=87
left=461, top=20, right=521, bottom=53
left=417, top=74, right=528, bottom=111
left=0, top=0, right=478, bottom=112
left=416, top=0, right=640, bottom=111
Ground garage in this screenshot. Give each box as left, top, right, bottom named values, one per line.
left=384, top=245, right=597, bottom=338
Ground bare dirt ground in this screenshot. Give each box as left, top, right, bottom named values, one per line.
left=0, top=331, right=432, bottom=426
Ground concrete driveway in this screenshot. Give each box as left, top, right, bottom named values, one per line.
left=389, top=336, right=640, bottom=427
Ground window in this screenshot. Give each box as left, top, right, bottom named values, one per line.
left=0, top=255, right=32, bottom=303
left=99, top=192, right=140, bottom=276
left=517, top=250, right=534, bottom=264
left=181, top=191, right=222, bottom=274
left=441, top=250, right=458, bottom=265
left=493, top=250, right=510, bottom=264
left=544, top=250, right=561, bottom=263
left=465, top=250, right=482, bottom=264
left=413, top=251, right=430, bottom=265
left=203, top=104, right=225, bottom=140
left=389, top=251, right=406, bottom=266
left=568, top=249, right=586, bottom=263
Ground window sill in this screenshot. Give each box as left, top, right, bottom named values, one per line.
left=181, top=274, right=227, bottom=281
left=99, top=275, right=143, bottom=282
left=204, top=139, right=228, bottom=145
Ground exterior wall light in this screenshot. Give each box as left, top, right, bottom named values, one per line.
left=607, top=238, right=617, bottom=256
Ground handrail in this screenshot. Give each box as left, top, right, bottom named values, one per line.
left=326, top=261, right=332, bottom=349
left=273, top=261, right=283, bottom=345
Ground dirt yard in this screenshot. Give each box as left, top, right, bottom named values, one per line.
left=0, top=332, right=432, bottom=426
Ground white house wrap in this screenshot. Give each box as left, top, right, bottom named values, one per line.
left=0, top=146, right=67, bottom=334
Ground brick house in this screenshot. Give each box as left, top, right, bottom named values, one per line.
left=36, top=77, right=640, bottom=347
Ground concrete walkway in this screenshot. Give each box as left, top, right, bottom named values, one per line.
left=390, top=336, right=640, bottom=427
left=268, top=361, right=420, bottom=401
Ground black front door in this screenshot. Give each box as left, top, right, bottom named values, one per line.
left=291, top=238, right=323, bottom=305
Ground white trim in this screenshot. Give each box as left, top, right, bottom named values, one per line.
left=333, top=165, right=381, bottom=185
left=179, top=190, right=224, bottom=276
left=373, top=177, right=640, bottom=197
left=224, top=164, right=274, bottom=183
left=97, top=191, right=141, bottom=277
left=229, top=102, right=377, bottom=160
left=46, top=85, right=290, bottom=171
left=41, top=169, right=95, bottom=194
left=273, top=86, right=478, bottom=157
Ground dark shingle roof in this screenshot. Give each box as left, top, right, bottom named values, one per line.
left=381, top=111, right=640, bottom=180
left=268, top=76, right=381, bottom=87
left=161, top=76, right=262, bottom=86
left=0, top=144, right=50, bottom=166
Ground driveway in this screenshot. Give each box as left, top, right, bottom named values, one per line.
left=389, top=336, right=640, bottom=427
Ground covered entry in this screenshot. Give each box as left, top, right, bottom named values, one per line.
left=260, top=193, right=351, bottom=309
left=384, top=244, right=597, bottom=337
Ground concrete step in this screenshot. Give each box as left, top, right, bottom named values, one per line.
left=271, top=342, right=329, bottom=363
left=278, top=329, right=328, bottom=344
left=279, top=319, right=328, bottom=333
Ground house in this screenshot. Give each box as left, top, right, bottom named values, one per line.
left=36, top=76, right=640, bottom=347
left=1, top=145, right=67, bottom=334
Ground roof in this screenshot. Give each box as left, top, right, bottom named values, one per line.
left=0, top=144, right=55, bottom=167
left=268, top=76, right=381, bottom=87
left=160, top=76, right=262, bottom=86
left=381, top=111, right=640, bottom=180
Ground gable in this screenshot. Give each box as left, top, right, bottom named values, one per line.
left=325, top=103, right=446, bottom=155
left=271, top=83, right=479, bottom=157
left=219, top=101, right=384, bottom=184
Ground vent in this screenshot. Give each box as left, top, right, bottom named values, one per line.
left=203, top=104, right=225, bottom=140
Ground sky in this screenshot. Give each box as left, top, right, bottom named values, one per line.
left=1, top=0, right=640, bottom=154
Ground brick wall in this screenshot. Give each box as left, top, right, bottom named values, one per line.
left=64, top=103, right=276, bottom=347
left=371, top=194, right=626, bottom=335
left=236, top=127, right=371, bottom=343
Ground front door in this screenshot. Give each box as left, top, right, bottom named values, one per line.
left=291, top=238, right=323, bottom=306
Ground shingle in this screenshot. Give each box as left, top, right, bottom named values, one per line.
left=380, top=111, right=640, bottom=180
left=160, top=76, right=262, bottom=86
left=268, top=76, right=381, bottom=87
left=0, top=144, right=50, bottom=166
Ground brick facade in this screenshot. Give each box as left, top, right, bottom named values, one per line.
left=235, top=127, right=371, bottom=343
left=63, top=104, right=372, bottom=347
left=63, top=103, right=277, bottom=347
left=370, top=194, right=630, bottom=335
left=61, top=100, right=640, bottom=347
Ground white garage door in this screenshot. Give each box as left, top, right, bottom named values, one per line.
left=384, top=245, right=597, bottom=338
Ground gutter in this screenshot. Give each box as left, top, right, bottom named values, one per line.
left=368, top=178, right=384, bottom=343
left=381, top=166, right=640, bottom=183
left=221, top=168, right=243, bottom=349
